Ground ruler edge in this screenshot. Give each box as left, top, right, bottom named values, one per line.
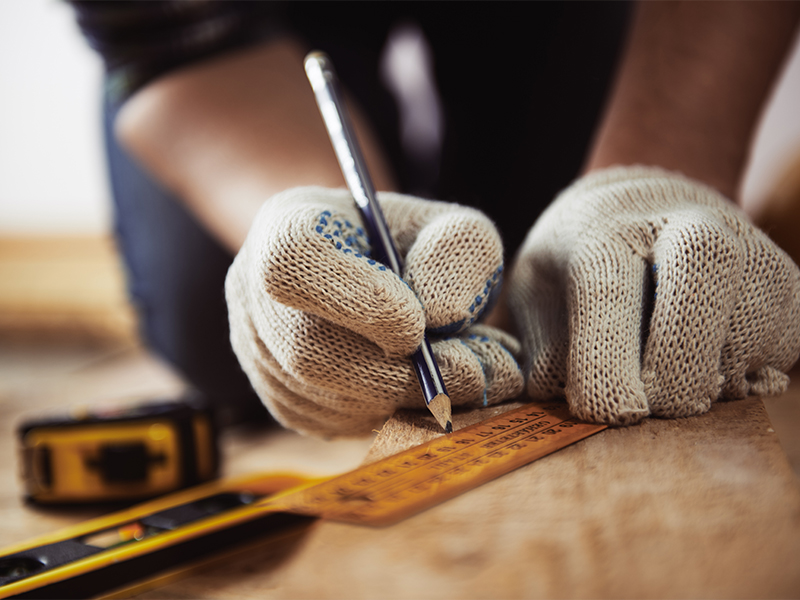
left=274, top=402, right=607, bottom=525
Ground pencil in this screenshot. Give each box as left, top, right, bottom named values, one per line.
left=304, top=51, right=453, bottom=434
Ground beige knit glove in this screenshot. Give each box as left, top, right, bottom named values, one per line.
left=226, top=187, right=523, bottom=437
left=508, top=167, right=800, bottom=425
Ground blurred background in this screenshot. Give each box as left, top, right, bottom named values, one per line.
left=0, top=0, right=799, bottom=477
left=0, top=1, right=377, bottom=527
left=0, top=0, right=133, bottom=346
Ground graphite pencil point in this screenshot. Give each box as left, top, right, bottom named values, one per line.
left=428, top=393, right=452, bottom=433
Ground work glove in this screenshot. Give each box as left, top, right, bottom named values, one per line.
left=508, top=166, right=800, bottom=425
left=226, top=187, right=523, bottom=437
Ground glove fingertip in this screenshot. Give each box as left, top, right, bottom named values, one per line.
left=433, top=331, right=524, bottom=412
left=257, top=204, right=428, bottom=356
left=566, top=371, right=650, bottom=425
left=569, top=398, right=650, bottom=426
left=747, top=366, right=790, bottom=397
left=405, top=210, right=504, bottom=334
left=469, top=324, right=522, bottom=358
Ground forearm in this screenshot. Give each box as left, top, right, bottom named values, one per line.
left=585, top=1, right=800, bottom=201
left=115, top=37, right=395, bottom=253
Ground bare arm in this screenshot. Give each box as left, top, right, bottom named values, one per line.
left=489, top=1, right=800, bottom=333
left=586, top=1, right=800, bottom=201
left=115, top=37, right=395, bottom=253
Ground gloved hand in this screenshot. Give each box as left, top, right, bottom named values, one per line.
left=226, top=187, right=523, bottom=437
left=508, top=166, right=800, bottom=425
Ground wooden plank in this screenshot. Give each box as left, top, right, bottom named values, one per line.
left=132, top=397, right=800, bottom=599
left=0, top=235, right=137, bottom=344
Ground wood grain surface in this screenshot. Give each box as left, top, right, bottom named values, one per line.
left=0, top=236, right=137, bottom=344
left=1, top=335, right=799, bottom=599
left=3, top=224, right=800, bottom=598
left=130, top=397, right=800, bottom=599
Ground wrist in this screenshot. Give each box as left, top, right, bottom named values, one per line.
left=584, top=1, right=800, bottom=202
left=115, top=38, right=395, bottom=253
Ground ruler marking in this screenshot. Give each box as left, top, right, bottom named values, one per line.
left=310, top=408, right=558, bottom=503
left=363, top=420, right=600, bottom=523
left=272, top=404, right=595, bottom=522
left=333, top=414, right=581, bottom=509
left=354, top=415, right=571, bottom=502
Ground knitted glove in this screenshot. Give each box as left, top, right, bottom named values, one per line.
left=508, top=167, right=800, bottom=425
left=226, top=187, right=523, bottom=437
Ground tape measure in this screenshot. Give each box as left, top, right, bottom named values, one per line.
left=0, top=401, right=605, bottom=599
left=17, top=397, right=218, bottom=504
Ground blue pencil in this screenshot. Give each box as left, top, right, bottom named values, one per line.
left=305, top=51, right=453, bottom=434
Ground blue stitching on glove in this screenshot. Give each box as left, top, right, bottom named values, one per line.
left=468, top=333, right=490, bottom=343
left=314, top=212, right=394, bottom=273
left=429, top=319, right=466, bottom=335
left=652, top=263, right=659, bottom=299
left=431, top=265, right=505, bottom=334
left=315, top=211, right=372, bottom=257
left=474, top=332, right=521, bottom=371
left=469, top=265, right=503, bottom=322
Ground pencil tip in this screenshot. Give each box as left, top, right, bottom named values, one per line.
left=427, top=393, right=453, bottom=433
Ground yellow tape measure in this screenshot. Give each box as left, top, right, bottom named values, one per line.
left=0, top=402, right=605, bottom=598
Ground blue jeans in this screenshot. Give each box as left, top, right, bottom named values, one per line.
left=103, top=98, right=270, bottom=427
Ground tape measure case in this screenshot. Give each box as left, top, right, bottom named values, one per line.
left=17, top=398, right=218, bottom=504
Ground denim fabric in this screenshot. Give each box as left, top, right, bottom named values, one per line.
left=103, top=97, right=270, bottom=427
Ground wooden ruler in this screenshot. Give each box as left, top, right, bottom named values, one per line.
left=264, top=401, right=605, bottom=525
left=0, top=402, right=605, bottom=598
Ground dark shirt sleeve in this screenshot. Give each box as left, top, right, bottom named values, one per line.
left=69, top=0, right=287, bottom=103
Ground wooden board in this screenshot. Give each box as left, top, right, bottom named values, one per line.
left=3, top=235, right=800, bottom=598
left=131, top=397, right=800, bottom=599
left=2, top=326, right=799, bottom=599
left=0, top=235, right=137, bottom=344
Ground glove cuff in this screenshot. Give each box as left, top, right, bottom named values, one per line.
left=569, top=165, right=728, bottom=202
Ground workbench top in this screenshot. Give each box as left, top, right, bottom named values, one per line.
left=132, top=397, right=800, bottom=599
left=2, top=345, right=799, bottom=598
